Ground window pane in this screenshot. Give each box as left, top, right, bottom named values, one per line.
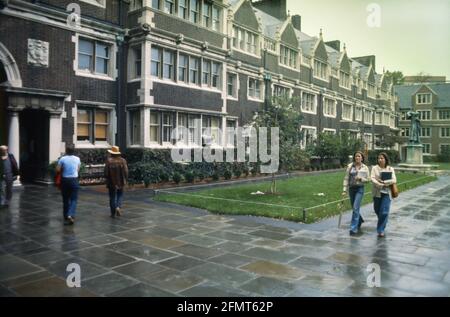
left=79, top=39, right=94, bottom=55
left=95, top=43, right=109, bottom=59
left=95, top=125, right=107, bottom=141
left=95, top=57, right=108, bottom=74
left=78, top=54, right=92, bottom=70
left=77, top=124, right=90, bottom=141
left=95, top=111, right=108, bottom=124
left=131, top=110, right=140, bottom=145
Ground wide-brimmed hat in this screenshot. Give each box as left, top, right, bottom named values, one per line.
left=108, top=146, right=121, bottom=155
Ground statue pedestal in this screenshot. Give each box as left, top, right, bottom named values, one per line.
left=405, top=144, right=423, bottom=164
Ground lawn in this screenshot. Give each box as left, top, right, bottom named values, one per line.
left=154, top=171, right=437, bottom=223
left=435, top=162, right=450, bottom=170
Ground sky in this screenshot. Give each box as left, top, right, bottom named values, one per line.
left=287, top=0, right=450, bottom=80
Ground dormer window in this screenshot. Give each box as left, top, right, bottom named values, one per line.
left=313, top=59, right=327, bottom=80
left=280, top=45, right=298, bottom=69
left=417, top=93, right=432, bottom=104
left=339, top=71, right=350, bottom=89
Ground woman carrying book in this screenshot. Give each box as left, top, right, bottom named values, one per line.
left=342, top=151, right=370, bottom=236
left=371, top=152, right=397, bottom=237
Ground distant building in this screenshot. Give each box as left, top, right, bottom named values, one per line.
left=395, top=82, right=450, bottom=158
left=403, top=76, right=447, bottom=84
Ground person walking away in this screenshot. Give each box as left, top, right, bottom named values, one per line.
left=56, top=146, right=81, bottom=225
left=342, top=151, right=370, bottom=235
left=371, top=152, right=397, bottom=237
left=0, top=145, right=19, bottom=207
left=104, top=146, right=128, bottom=218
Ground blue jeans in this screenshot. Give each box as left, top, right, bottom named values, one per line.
left=349, top=186, right=365, bottom=233
left=61, top=177, right=79, bottom=219
left=373, top=193, right=391, bottom=234
left=108, top=187, right=123, bottom=216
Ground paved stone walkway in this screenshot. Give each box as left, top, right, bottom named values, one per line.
left=1, top=176, right=450, bottom=297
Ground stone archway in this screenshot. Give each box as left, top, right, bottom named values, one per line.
left=0, top=41, right=22, bottom=88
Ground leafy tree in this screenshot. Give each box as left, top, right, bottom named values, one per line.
left=308, top=132, right=340, bottom=164
left=385, top=70, right=404, bottom=85
left=253, top=95, right=303, bottom=193
left=338, top=131, right=365, bottom=165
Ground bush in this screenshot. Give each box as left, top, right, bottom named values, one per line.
left=437, top=148, right=450, bottom=163
left=212, top=172, right=220, bottom=181
left=172, top=172, right=182, bottom=184
left=184, top=171, right=195, bottom=183
left=223, top=169, right=232, bottom=180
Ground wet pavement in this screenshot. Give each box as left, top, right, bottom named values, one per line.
left=1, top=176, right=450, bottom=297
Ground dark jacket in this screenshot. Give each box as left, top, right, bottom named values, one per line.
left=104, top=156, right=128, bottom=189
left=9, top=153, right=19, bottom=177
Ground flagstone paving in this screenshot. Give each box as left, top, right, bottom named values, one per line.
left=1, top=176, right=450, bottom=297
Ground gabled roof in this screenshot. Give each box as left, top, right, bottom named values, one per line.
left=395, top=83, right=450, bottom=110
left=328, top=50, right=342, bottom=69
left=375, top=74, right=383, bottom=86
left=300, top=38, right=319, bottom=57
left=254, top=8, right=282, bottom=38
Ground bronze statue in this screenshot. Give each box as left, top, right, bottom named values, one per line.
left=407, top=111, right=421, bottom=144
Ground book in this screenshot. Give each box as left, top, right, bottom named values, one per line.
left=357, top=170, right=368, bottom=179
left=381, top=171, right=392, bottom=181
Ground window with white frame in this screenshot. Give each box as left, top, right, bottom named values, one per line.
left=177, top=113, right=201, bottom=145
left=189, top=56, right=200, bottom=84
left=151, top=47, right=162, bottom=77
left=364, top=109, right=372, bottom=124
left=233, top=26, right=258, bottom=55
left=189, top=0, right=199, bottom=23
left=439, top=110, right=450, bottom=120
left=273, top=85, right=290, bottom=98
left=323, top=128, right=336, bottom=135
left=342, top=104, right=353, bottom=121
left=202, top=115, right=221, bottom=146
left=178, top=0, right=188, bottom=19
left=300, top=126, right=316, bottom=149
left=162, top=112, right=174, bottom=143
left=383, top=113, right=390, bottom=126
left=248, top=78, right=262, bottom=100
left=202, top=59, right=221, bottom=89
left=375, top=112, right=382, bottom=125
left=78, top=38, right=111, bottom=76
left=163, top=50, right=174, bottom=79
left=212, top=6, right=220, bottom=31
left=420, top=127, right=431, bottom=137
left=401, top=128, right=410, bottom=137
left=188, top=114, right=201, bottom=144
left=226, top=120, right=236, bottom=146
left=77, top=107, right=110, bottom=144
left=417, top=93, right=432, bottom=104
left=324, top=98, right=336, bottom=117
left=422, top=144, right=431, bottom=154
left=301, top=92, right=316, bottom=113
left=440, top=144, right=450, bottom=153
left=227, top=73, right=237, bottom=98
left=129, top=109, right=141, bottom=145
left=130, top=46, right=141, bottom=79
left=418, top=110, right=431, bottom=121
left=339, top=71, right=350, bottom=89
left=150, top=111, right=161, bottom=143
left=441, top=127, right=450, bottom=137
left=368, top=83, right=375, bottom=98
left=164, top=0, right=175, bottom=14
left=178, top=54, right=188, bottom=82
left=313, top=59, right=327, bottom=80
left=264, top=38, right=276, bottom=53
left=202, top=60, right=211, bottom=85
left=355, top=107, right=362, bottom=121
left=151, top=46, right=175, bottom=80
left=280, top=45, right=297, bottom=68
left=202, top=2, right=211, bottom=28
left=364, top=133, right=373, bottom=149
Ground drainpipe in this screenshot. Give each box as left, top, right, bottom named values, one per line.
left=116, top=0, right=126, bottom=148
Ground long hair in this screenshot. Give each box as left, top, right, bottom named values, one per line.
left=353, top=151, right=365, bottom=163
left=377, top=152, right=389, bottom=167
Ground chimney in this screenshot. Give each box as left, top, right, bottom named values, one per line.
left=292, top=15, right=301, bottom=31
left=325, top=40, right=340, bottom=52
left=253, top=0, right=287, bottom=21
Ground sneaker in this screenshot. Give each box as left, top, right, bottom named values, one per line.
left=67, top=216, right=75, bottom=225
left=377, top=232, right=385, bottom=238
left=116, top=207, right=122, bottom=217
left=349, top=230, right=358, bottom=236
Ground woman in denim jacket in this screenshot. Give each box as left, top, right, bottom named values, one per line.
left=342, top=151, right=370, bottom=235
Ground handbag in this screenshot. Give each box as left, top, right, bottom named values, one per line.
left=54, top=170, right=62, bottom=190
left=390, top=183, right=399, bottom=198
